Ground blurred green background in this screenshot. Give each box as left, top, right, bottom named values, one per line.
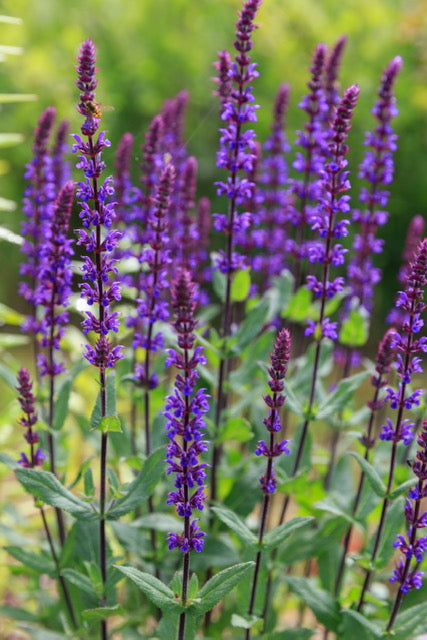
left=1, top=0, right=427, bottom=317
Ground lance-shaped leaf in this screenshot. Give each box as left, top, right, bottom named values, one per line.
left=349, top=452, right=386, bottom=498
left=262, top=516, right=314, bottom=551
left=211, top=505, right=257, bottom=546
left=316, top=371, right=368, bottom=420
left=107, top=447, right=164, bottom=519
left=15, top=468, right=95, bottom=520
left=192, top=561, right=255, bottom=615
left=114, top=565, right=182, bottom=613
left=285, top=576, right=340, bottom=631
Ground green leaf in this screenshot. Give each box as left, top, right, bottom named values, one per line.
left=389, top=477, right=417, bottom=500
left=349, top=452, right=386, bottom=498
left=231, top=300, right=270, bottom=353
left=282, top=379, right=305, bottom=418
left=52, top=360, right=87, bottom=431
left=231, top=613, right=259, bottom=629
left=95, top=415, right=123, bottom=433
left=218, top=417, right=253, bottom=443
left=90, top=372, right=117, bottom=429
left=60, top=568, right=99, bottom=598
left=0, top=225, right=22, bottom=243
left=134, top=512, right=181, bottom=532
left=282, top=286, right=314, bottom=322
left=340, top=609, right=382, bottom=640
left=5, top=546, right=55, bottom=576
left=376, top=497, right=405, bottom=567
left=212, top=266, right=226, bottom=302
left=285, top=577, right=340, bottom=631
left=114, top=565, right=182, bottom=613
left=0, top=333, right=29, bottom=348
left=314, top=498, right=357, bottom=525
left=0, top=132, right=24, bottom=146
left=0, top=605, right=37, bottom=622
left=263, top=517, right=314, bottom=551
left=192, top=561, right=255, bottom=615
left=15, top=626, right=68, bottom=640
left=392, top=602, right=427, bottom=639
left=338, top=308, right=369, bottom=347
left=211, top=505, right=257, bottom=546
left=0, top=363, right=19, bottom=389
left=231, top=268, right=251, bottom=302
left=316, top=371, right=368, bottom=420
left=15, top=468, right=95, bottom=520
left=0, top=198, right=17, bottom=212
left=82, top=604, right=124, bottom=623
left=0, top=302, right=24, bottom=326
left=52, top=379, right=71, bottom=431
left=107, top=447, right=164, bottom=519
left=0, top=452, right=19, bottom=469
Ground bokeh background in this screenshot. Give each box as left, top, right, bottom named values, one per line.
left=1, top=0, right=427, bottom=321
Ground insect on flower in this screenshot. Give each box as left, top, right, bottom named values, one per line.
left=84, top=99, right=114, bottom=119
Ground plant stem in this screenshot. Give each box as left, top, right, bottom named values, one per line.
left=39, top=504, right=78, bottom=630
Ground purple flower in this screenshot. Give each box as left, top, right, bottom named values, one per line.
left=287, top=44, right=330, bottom=275
left=381, top=239, right=427, bottom=446
left=346, top=57, right=402, bottom=314
left=16, top=369, right=45, bottom=468
left=212, top=0, right=261, bottom=277
left=19, top=107, right=57, bottom=335
left=389, top=420, right=427, bottom=596
left=305, top=84, right=359, bottom=340
left=74, top=39, right=123, bottom=372
left=256, top=329, right=291, bottom=494
left=130, top=162, right=174, bottom=387
left=250, top=83, right=293, bottom=284
left=323, top=36, right=347, bottom=119
left=35, top=181, right=75, bottom=378
left=165, top=270, right=210, bottom=554
left=390, top=561, right=424, bottom=593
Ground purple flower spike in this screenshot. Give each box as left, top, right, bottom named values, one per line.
left=16, top=369, right=45, bottom=468
left=287, top=44, right=330, bottom=277
left=36, top=180, right=75, bottom=379
left=74, top=39, right=124, bottom=372
left=389, top=420, right=427, bottom=601
left=252, top=83, right=293, bottom=283
left=212, top=0, right=261, bottom=277
left=347, top=57, right=402, bottom=314
left=20, top=107, right=57, bottom=335
left=51, top=119, right=71, bottom=191
left=305, top=85, right=359, bottom=341
left=381, top=238, right=427, bottom=445
left=256, top=328, right=291, bottom=494
left=324, top=36, right=347, bottom=115
left=388, top=215, right=426, bottom=326
left=131, top=162, right=174, bottom=384
left=165, top=269, right=210, bottom=554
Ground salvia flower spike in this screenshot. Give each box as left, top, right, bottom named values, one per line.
left=19, top=107, right=56, bottom=343
left=210, top=0, right=261, bottom=503
left=387, top=418, right=427, bottom=631
left=133, top=162, right=174, bottom=455
left=346, top=56, right=402, bottom=315
left=334, top=327, right=398, bottom=594
left=246, top=329, right=291, bottom=639
left=288, top=43, right=329, bottom=285
left=164, top=268, right=209, bottom=639
left=16, top=368, right=45, bottom=469
left=358, top=238, right=427, bottom=610
left=73, top=39, right=122, bottom=640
